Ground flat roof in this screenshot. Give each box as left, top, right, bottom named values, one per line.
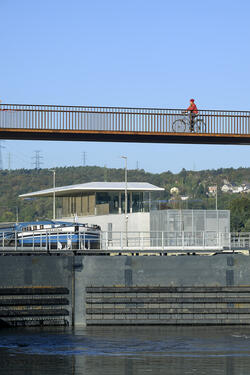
left=19, top=182, right=165, bottom=198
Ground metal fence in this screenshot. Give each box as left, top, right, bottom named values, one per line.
left=0, top=104, right=250, bottom=135
left=1, top=230, right=249, bottom=253
left=231, top=232, right=250, bottom=249
left=101, top=231, right=231, bottom=250
left=150, top=209, right=230, bottom=233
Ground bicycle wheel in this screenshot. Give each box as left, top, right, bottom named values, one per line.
left=172, top=119, right=186, bottom=132
left=194, top=120, right=206, bottom=133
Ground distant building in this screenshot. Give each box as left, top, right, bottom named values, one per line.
left=170, top=187, right=179, bottom=195
left=243, top=183, right=250, bottom=193
left=221, top=184, right=233, bottom=193
left=19, top=181, right=230, bottom=244
left=19, top=182, right=164, bottom=232
left=208, top=186, right=217, bottom=196
left=221, top=182, right=250, bottom=194
left=232, top=186, right=244, bottom=194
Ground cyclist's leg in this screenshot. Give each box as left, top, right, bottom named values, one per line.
left=192, top=114, right=203, bottom=132
left=190, top=114, right=194, bottom=131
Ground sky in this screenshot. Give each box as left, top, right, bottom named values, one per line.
left=0, top=0, right=250, bottom=173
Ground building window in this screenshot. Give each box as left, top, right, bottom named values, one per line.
left=96, top=192, right=119, bottom=214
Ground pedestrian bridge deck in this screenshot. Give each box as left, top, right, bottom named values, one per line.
left=0, top=104, right=249, bottom=144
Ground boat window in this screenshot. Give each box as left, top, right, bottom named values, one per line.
left=40, top=225, right=44, bottom=229
left=33, top=226, right=37, bottom=230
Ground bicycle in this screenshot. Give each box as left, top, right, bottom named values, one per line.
left=172, top=112, right=206, bottom=133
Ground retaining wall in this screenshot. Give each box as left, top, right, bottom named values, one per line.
left=1, top=254, right=250, bottom=326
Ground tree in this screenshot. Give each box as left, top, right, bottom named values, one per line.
left=229, top=196, right=250, bottom=232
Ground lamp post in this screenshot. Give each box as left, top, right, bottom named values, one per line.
left=121, top=156, right=128, bottom=245
left=50, top=169, right=56, bottom=220
left=215, top=184, right=218, bottom=210
left=16, top=206, right=19, bottom=223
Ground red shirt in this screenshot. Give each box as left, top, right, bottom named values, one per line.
left=187, top=103, right=198, bottom=114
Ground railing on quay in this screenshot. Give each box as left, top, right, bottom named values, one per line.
left=231, top=232, right=250, bottom=249
left=101, top=231, right=231, bottom=251
left=0, top=104, right=250, bottom=137
left=0, top=230, right=246, bottom=254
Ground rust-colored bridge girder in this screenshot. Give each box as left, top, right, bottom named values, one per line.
left=0, top=104, right=249, bottom=145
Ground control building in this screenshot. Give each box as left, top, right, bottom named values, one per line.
left=19, top=181, right=230, bottom=246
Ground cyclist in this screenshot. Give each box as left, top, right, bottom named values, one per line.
left=186, top=99, right=198, bottom=132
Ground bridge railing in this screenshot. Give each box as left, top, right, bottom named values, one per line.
left=0, top=104, right=249, bottom=135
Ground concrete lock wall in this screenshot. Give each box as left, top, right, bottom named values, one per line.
left=0, top=256, right=74, bottom=326
left=75, top=254, right=250, bottom=326
left=1, top=254, right=250, bottom=326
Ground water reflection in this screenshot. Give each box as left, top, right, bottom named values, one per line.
left=0, top=326, right=250, bottom=374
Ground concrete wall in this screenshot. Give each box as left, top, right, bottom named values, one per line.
left=1, top=254, right=250, bottom=326
left=0, top=256, right=73, bottom=326
left=61, top=212, right=150, bottom=232
left=73, top=254, right=250, bottom=326
left=77, top=254, right=250, bottom=289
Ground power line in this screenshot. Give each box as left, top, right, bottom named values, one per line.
left=8, top=152, right=11, bottom=170
left=0, top=141, right=5, bottom=170
left=32, top=150, right=43, bottom=169
left=81, top=151, right=87, bottom=166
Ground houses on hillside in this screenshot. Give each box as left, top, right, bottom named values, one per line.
left=220, top=182, right=250, bottom=194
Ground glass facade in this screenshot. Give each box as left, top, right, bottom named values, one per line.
left=62, top=190, right=152, bottom=217
left=132, top=192, right=144, bottom=212
left=96, top=192, right=119, bottom=214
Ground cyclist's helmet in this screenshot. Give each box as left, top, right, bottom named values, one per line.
left=190, top=98, right=195, bottom=102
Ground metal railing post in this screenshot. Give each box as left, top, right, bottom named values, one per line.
left=15, top=231, right=17, bottom=250
left=120, top=232, right=123, bottom=250
left=105, top=231, right=108, bottom=250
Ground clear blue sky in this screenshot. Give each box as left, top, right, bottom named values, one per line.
left=1, top=0, right=249, bottom=173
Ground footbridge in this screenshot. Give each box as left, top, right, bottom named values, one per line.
left=0, top=104, right=249, bottom=144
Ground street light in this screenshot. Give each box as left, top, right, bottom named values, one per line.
left=215, top=184, right=218, bottom=210
left=121, top=156, right=128, bottom=245
left=50, top=169, right=56, bottom=220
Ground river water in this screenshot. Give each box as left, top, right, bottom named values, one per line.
left=1, top=326, right=250, bottom=374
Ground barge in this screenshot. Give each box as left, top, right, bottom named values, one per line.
left=0, top=220, right=101, bottom=249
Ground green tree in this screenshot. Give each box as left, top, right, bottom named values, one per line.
left=230, top=196, right=250, bottom=232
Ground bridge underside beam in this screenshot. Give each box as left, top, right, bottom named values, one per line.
left=0, top=129, right=249, bottom=145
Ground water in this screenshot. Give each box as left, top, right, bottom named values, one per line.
left=1, top=326, right=250, bottom=374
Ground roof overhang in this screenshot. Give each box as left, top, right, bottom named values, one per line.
left=19, top=182, right=165, bottom=198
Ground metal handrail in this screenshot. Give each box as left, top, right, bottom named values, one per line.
left=0, top=104, right=249, bottom=136
left=0, top=230, right=238, bottom=252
